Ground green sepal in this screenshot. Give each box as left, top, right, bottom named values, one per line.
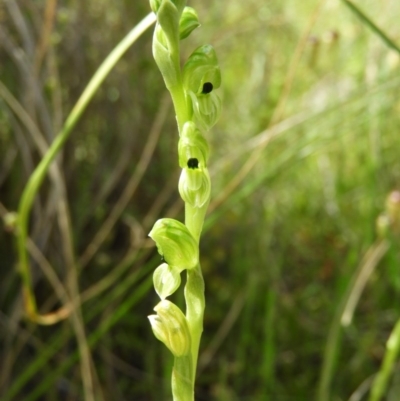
left=148, top=300, right=191, bottom=357
left=149, top=218, right=198, bottom=270
left=178, top=121, right=209, bottom=168
left=153, top=263, right=182, bottom=299
left=188, top=90, right=221, bottom=132
left=183, top=44, right=221, bottom=94
left=179, top=7, right=200, bottom=40
left=179, top=167, right=211, bottom=208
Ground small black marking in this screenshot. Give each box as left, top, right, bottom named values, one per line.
left=187, top=158, right=199, bottom=169
left=201, top=82, right=213, bottom=94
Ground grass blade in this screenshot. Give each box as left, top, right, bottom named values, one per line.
left=341, top=0, right=400, bottom=55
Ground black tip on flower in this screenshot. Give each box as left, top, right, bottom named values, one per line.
left=201, top=82, right=213, bottom=94
left=187, top=158, right=199, bottom=169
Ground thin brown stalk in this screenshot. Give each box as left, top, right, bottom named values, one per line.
left=341, top=239, right=390, bottom=326
left=33, top=0, right=58, bottom=76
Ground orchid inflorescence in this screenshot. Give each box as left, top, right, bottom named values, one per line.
left=147, top=1, right=221, bottom=400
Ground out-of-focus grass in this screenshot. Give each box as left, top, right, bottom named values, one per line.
left=0, top=0, right=400, bottom=400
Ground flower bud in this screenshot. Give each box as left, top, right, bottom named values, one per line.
left=153, top=25, right=179, bottom=88
left=188, top=90, right=221, bottom=132
left=148, top=300, right=191, bottom=357
left=179, top=7, right=200, bottom=40
left=179, top=167, right=211, bottom=208
left=183, top=45, right=221, bottom=94
left=178, top=121, right=209, bottom=168
left=149, top=218, right=198, bottom=270
left=153, top=263, right=182, bottom=299
left=157, top=0, right=179, bottom=53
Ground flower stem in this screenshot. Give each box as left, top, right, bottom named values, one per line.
left=184, top=264, right=205, bottom=384
left=172, top=355, right=194, bottom=401
left=169, top=79, right=190, bottom=134
left=369, top=317, right=400, bottom=401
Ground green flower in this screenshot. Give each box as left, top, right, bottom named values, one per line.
left=179, top=165, right=211, bottom=208
left=183, top=45, right=222, bottom=130
left=148, top=300, right=191, bottom=357
left=188, top=90, right=221, bottom=132
left=178, top=121, right=209, bottom=168
left=149, top=218, right=198, bottom=270
left=183, top=45, right=221, bottom=93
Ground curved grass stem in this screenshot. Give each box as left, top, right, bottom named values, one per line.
left=369, top=311, right=400, bottom=400
left=16, top=12, right=156, bottom=322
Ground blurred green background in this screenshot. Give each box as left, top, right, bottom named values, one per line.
left=1, top=0, right=400, bottom=400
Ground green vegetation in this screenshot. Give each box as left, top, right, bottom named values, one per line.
left=0, top=1, right=400, bottom=400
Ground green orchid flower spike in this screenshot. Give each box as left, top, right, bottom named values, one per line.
left=148, top=1, right=221, bottom=400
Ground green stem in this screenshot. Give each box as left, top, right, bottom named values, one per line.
left=172, top=355, right=194, bottom=401
left=170, top=83, right=190, bottom=133
left=185, top=201, right=209, bottom=242
left=369, top=318, right=400, bottom=401
left=184, top=201, right=209, bottom=384
left=15, top=12, right=156, bottom=318
left=184, top=263, right=205, bottom=384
